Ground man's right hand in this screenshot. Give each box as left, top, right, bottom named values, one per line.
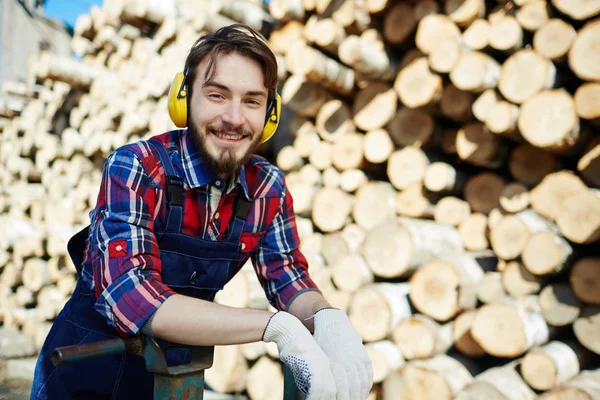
left=263, top=312, right=336, bottom=399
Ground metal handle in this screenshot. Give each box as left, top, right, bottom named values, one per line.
left=51, top=337, right=142, bottom=367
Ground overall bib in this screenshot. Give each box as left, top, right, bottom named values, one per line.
left=31, top=137, right=252, bottom=400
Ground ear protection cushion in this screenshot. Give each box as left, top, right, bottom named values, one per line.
left=261, top=92, right=281, bottom=143
left=167, top=72, right=281, bottom=143
left=168, top=72, right=188, bottom=128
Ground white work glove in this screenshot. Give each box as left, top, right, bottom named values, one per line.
left=263, top=311, right=337, bottom=399
left=313, top=308, right=373, bottom=400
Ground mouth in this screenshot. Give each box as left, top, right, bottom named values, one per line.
left=210, top=129, right=247, bottom=143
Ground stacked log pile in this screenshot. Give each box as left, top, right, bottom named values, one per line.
left=1, top=0, right=599, bottom=398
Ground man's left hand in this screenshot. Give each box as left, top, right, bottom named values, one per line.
left=312, top=308, right=373, bottom=400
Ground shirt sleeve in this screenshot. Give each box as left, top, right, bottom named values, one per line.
left=251, top=185, right=320, bottom=311
left=89, top=148, right=176, bottom=336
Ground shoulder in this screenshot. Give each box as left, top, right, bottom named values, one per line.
left=245, top=155, right=287, bottom=199
left=106, top=131, right=176, bottom=187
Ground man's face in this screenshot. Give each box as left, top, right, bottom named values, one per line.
left=187, top=52, right=268, bottom=178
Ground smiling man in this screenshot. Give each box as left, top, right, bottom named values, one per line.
left=30, top=24, right=372, bottom=400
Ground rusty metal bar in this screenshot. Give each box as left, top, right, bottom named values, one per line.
left=51, top=337, right=142, bottom=367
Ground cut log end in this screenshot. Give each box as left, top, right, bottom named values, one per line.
left=533, top=18, right=577, bottom=61
left=570, top=258, right=600, bottom=305
left=409, top=259, right=463, bottom=321
left=394, top=57, right=443, bottom=109
left=518, top=90, right=580, bottom=153
left=568, top=19, right=600, bottom=81
left=574, top=83, right=600, bottom=122
left=539, top=284, right=582, bottom=327
left=556, top=190, right=600, bottom=244
left=509, top=144, right=557, bottom=187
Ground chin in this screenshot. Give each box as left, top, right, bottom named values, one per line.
left=189, top=122, right=261, bottom=177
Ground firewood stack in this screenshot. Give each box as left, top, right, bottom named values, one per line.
left=0, top=0, right=599, bottom=398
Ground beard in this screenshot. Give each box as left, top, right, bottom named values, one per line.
left=187, top=117, right=262, bottom=179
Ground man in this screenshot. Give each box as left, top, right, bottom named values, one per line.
left=31, top=24, right=373, bottom=400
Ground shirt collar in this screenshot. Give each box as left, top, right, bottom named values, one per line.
left=178, top=129, right=251, bottom=200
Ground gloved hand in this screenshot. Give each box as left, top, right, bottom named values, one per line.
left=263, top=311, right=337, bottom=399
left=313, top=308, right=373, bottom=400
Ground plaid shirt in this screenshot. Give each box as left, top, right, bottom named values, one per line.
left=80, top=129, right=318, bottom=336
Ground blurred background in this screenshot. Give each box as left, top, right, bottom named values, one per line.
left=0, top=0, right=599, bottom=399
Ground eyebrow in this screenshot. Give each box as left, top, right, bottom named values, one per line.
left=202, top=80, right=268, bottom=99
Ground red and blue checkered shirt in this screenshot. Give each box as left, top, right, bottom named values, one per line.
left=80, top=129, right=319, bottom=336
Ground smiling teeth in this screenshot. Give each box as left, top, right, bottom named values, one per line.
left=216, top=132, right=242, bottom=140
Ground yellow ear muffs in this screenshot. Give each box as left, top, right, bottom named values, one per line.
left=261, top=92, right=281, bottom=143
left=168, top=71, right=188, bottom=128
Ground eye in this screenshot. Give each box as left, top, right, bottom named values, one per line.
left=208, top=93, right=224, bottom=100
left=246, top=99, right=262, bottom=107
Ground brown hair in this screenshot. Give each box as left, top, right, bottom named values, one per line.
left=184, top=24, right=278, bottom=103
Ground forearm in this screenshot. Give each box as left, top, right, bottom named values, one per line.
left=287, top=290, right=331, bottom=332
left=150, top=294, right=274, bottom=346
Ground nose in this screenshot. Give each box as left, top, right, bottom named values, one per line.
left=220, top=101, right=244, bottom=128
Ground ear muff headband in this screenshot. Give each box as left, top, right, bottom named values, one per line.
left=167, top=71, right=281, bottom=144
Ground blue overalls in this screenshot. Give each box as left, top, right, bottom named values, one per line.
left=30, top=137, right=252, bottom=399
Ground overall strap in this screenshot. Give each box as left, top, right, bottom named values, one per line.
left=224, top=191, right=252, bottom=243
left=147, top=138, right=184, bottom=233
